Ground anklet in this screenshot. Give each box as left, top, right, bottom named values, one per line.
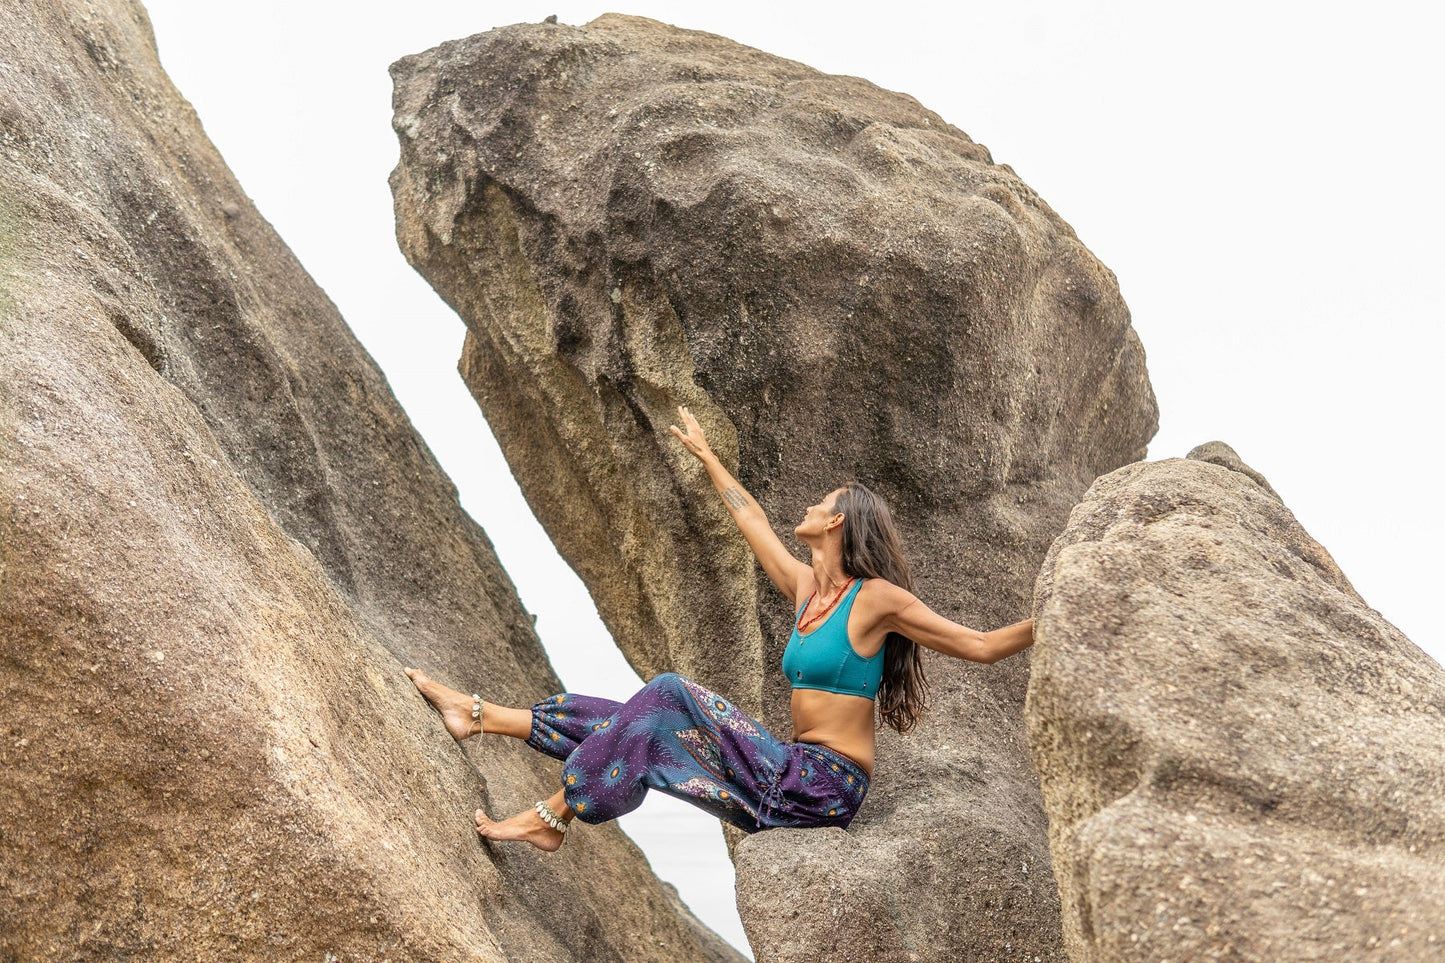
left=534, top=800, right=567, bottom=834
left=471, top=694, right=482, bottom=737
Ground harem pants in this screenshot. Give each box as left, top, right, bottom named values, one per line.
left=527, top=672, right=869, bottom=833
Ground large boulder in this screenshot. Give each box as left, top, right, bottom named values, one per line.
left=1028, top=442, right=1445, bottom=960
left=0, top=3, right=740, bottom=960
left=390, top=14, right=1157, bottom=960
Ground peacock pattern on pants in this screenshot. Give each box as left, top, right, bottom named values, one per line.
left=526, top=672, right=869, bottom=832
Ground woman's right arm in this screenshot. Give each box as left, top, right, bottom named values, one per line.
left=669, top=406, right=810, bottom=601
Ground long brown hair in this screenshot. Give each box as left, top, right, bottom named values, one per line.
left=832, top=483, right=929, bottom=733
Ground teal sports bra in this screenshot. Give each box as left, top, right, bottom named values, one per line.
left=781, top=578, right=884, bottom=699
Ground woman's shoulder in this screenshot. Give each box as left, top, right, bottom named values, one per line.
left=855, top=576, right=908, bottom=595
left=854, top=577, right=915, bottom=612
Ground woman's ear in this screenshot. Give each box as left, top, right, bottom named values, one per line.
left=826, top=512, right=845, bottom=533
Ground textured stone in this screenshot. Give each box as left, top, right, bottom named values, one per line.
left=1028, top=442, right=1445, bottom=961
left=1184, top=440, right=1281, bottom=501
left=390, top=14, right=1157, bottom=960
left=0, top=3, right=739, bottom=960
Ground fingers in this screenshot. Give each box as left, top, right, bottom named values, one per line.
left=669, top=425, right=696, bottom=452
left=670, top=409, right=699, bottom=441
left=674, top=405, right=703, bottom=437
left=670, top=406, right=710, bottom=461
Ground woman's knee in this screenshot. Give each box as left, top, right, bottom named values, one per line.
left=643, top=672, right=690, bottom=702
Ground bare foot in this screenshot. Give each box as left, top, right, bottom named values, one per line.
left=475, top=806, right=566, bottom=852
left=405, top=668, right=481, bottom=741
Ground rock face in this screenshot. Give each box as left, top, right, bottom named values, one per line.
left=391, top=14, right=1157, bottom=960
left=0, top=3, right=739, bottom=961
left=1028, top=442, right=1445, bottom=961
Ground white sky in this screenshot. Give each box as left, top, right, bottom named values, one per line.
left=140, top=2, right=1442, bottom=955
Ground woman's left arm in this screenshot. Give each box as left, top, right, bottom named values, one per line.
left=872, top=582, right=1034, bottom=664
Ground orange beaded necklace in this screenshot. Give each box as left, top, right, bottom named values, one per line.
left=796, top=577, right=857, bottom=634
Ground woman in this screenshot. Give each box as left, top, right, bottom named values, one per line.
left=406, top=405, right=1034, bottom=850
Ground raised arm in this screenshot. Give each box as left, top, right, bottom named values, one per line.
left=870, top=581, right=1034, bottom=664
left=669, top=406, right=809, bottom=600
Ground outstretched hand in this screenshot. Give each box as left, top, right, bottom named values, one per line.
left=668, top=405, right=714, bottom=462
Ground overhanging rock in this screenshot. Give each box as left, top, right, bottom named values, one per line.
left=390, top=14, right=1157, bottom=960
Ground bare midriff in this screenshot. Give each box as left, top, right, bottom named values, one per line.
left=790, top=687, right=876, bottom=778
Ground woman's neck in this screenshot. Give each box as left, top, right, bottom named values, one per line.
left=808, top=549, right=850, bottom=597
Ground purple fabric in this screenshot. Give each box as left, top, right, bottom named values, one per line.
left=527, top=673, right=869, bottom=832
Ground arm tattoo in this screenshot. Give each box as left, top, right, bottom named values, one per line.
left=721, top=485, right=751, bottom=511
